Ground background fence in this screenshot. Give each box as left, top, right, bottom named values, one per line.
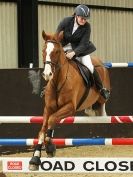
left=0, top=0, right=133, bottom=68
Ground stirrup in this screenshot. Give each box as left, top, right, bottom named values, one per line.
left=100, top=88, right=110, bottom=100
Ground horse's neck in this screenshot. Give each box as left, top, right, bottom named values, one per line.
left=53, top=49, right=68, bottom=87
left=59, top=48, right=67, bottom=65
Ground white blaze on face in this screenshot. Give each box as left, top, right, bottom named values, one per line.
left=43, top=42, right=54, bottom=81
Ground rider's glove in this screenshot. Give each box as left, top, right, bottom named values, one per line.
left=66, top=51, right=75, bottom=59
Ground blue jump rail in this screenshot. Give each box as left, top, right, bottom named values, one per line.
left=104, top=62, right=133, bottom=68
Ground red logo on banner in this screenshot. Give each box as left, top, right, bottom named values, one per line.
left=7, top=161, right=22, bottom=170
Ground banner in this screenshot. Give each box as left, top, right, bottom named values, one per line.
left=2, top=157, right=133, bottom=173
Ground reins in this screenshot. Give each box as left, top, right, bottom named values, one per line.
left=44, top=39, right=69, bottom=94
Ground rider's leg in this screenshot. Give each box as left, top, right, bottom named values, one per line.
left=79, top=55, right=110, bottom=100
left=93, top=69, right=110, bottom=100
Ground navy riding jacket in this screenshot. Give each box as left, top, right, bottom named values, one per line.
left=56, top=16, right=96, bottom=57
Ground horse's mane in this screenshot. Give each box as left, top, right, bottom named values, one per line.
left=68, top=59, right=79, bottom=72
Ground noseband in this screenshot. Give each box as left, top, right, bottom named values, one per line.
left=44, top=61, right=57, bottom=67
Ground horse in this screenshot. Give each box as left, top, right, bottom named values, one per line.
left=29, top=30, right=110, bottom=170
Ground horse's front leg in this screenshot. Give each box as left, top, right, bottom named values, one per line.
left=45, top=102, right=75, bottom=157
left=29, top=112, right=49, bottom=171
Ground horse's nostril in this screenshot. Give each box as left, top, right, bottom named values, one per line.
left=49, top=72, right=52, bottom=76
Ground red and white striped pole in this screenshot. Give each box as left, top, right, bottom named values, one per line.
left=0, top=116, right=133, bottom=124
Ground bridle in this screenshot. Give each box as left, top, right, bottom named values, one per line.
left=43, top=39, right=66, bottom=71
left=43, top=39, right=69, bottom=93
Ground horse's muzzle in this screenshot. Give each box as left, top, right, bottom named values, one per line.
left=42, top=72, right=53, bottom=81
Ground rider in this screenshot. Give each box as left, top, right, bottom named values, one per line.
left=56, top=4, right=110, bottom=100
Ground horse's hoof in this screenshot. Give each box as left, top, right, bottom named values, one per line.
left=45, top=143, right=56, bottom=157
left=47, top=151, right=56, bottom=157
left=29, top=164, right=39, bottom=171
left=29, top=156, right=41, bottom=171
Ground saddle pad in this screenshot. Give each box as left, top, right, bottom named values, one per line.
left=73, top=59, right=94, bottom=87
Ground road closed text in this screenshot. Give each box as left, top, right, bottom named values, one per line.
left=40, top=159, right=133, bottom=173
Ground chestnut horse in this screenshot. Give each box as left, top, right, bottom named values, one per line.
left=29, top=31, right=110, bottom=170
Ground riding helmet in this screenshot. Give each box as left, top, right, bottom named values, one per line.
left=74, top=4, right=90, bottom=19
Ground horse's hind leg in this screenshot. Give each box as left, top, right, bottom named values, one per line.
left=95, top=103, right=107, bottom=116
left=85, top=106, right=96, bottom=116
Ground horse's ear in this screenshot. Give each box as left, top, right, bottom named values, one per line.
left=57, top=31, right=64, bottom=42
left=42, top=30, right=51, bottom=41
left=42, top=30, right=46, bottom=41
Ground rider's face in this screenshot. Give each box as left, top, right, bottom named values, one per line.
left=76, top=16, right=87, bottom=25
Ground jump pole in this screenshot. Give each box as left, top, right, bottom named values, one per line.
left=0, top=116, right=133, bottom=123
left=104, top=62, right=133, bottom=68
left=1, top=138, right=133, bottom=146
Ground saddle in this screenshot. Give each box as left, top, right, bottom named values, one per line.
left=73, top=58, right=94, bottom=87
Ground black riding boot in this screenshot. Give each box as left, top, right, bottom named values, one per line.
left=93, top=69, right=110, bottom=100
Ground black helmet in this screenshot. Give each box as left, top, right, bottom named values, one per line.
left=74, top=5, right=90, bottom=19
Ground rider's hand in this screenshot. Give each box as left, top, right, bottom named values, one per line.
left=66, top=51, right=75, bottom=59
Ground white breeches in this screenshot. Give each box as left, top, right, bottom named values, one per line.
left=76, top=55, right=94, bottom=73
left=63, top=44, right=94, bottom=73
